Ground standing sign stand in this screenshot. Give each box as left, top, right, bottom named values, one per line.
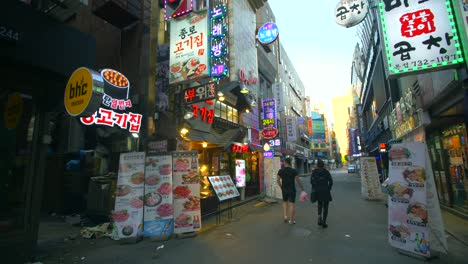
left=387, top=142, right=447, bottom=260
left=208, top=175, right=240, bottom=225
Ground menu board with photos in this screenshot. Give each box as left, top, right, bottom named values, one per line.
left=172, top=151, right=202, bottom=234
left=112, top=152, right=146, bottom=239
left=143, top=154, right=174, bottom=237
left=388, top=143, right=431, bottom=257
left=360, top=157, right=383, bottom=200
left=208, top=175, right=240, bottom=201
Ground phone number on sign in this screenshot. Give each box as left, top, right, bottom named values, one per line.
left=395, top=55, right=461, bottom=69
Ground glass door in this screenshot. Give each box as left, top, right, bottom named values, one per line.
left=0, top=92, right=36, bottom=233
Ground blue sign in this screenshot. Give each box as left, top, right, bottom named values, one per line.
left=263, top=151, right=274, bottom=158
left=257, top=22, right=279, bottom=45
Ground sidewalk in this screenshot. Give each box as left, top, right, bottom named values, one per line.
left=442, top=208, right=468, bottom=247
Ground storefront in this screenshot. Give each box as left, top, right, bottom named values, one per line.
left=427, top=121, right=468, bottom=215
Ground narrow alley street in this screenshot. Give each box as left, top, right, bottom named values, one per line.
left=40, top=168, right=468, bottom=264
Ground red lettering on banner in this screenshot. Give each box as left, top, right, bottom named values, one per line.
left=128, top=112, right=142, bottom=133
left=400, top=9, right=435, bottom=38
left=80, top=115, right=95, bottom=125
left=96, top=109, right=114, bottom=126
left=114, top=113, right=128, bottom=129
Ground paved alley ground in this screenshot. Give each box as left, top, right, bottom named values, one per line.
left=38, top=168, right=468, bottom=264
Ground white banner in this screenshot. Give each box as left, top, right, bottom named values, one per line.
left=113, top=152, right=146, bottom=240
left=286, top=117, right=297, bottom=142
left=360, top=157, right=383, bottom=200
left=169, top=11, right=209, bottom=84
left=264, top=157, right=282, bottom=199
left=172, top=151, right=201, bottom=234
left=388, top=143, right=433, bottom=257
left=143, top=154, right=174, bottom=238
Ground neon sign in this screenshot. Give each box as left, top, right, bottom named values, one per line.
left=257, top=22, right=279, bottom=45
left=210, top=4, right=229, bottom=80
left=232, top=144, right=249, bottom=153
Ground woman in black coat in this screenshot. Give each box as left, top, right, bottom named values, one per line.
left=310, top=158, right=333, bottom=228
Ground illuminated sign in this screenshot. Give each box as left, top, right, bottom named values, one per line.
left=210, top=4, right=229, bottom=80
left=64, top=67, right=103, bottom=117
left=232, top=144, right=249, bottom=153
left=190, top=100, right=215, bottom=124
left=380, top=143, right=387, bottom=153
left=263, top=151, right=274, bottom=158
left=235, top=159, right=246, bottom=188
left=239, top=69, right=258, bottom=87
left=169, top=11, right=209, bottom=84
left=260, top=127, right=278, bottom=140
left=262, top=118, right=275, bottom=126
left=335, top=0, right=369, bottom=28
left=257, top=22, right=279, bottom=45
left=262, top=99, right=277, bottom=128
left=79, top=69, right=142, bottom=133
left=266, top=138, right=282, bottom=147
left=165, top=0, right=193, bottom=20
left=183, top=82, right=216, bottom=104
left=379, top=0, right=464, bottom=77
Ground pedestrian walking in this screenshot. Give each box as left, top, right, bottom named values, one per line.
left=277, top=157, right=305, bottom=225
left=310, top=158, right=333, bottom=228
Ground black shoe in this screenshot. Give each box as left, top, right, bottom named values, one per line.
left=322, top=223, right=328, bottom=228
left=317, top=217, right=322, bottom=226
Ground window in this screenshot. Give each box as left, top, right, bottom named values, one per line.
left=215, top=100, right=238, bottom=123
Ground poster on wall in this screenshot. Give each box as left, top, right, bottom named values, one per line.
left=235, top=159, right=246, bottom=188
left=387, top=143, right=441, bottom=257
left=264, top=157, right=282, bottom=199
left=112, top=152, right=146, bottom=240
left=169, top=10, right=209, bottom=84
left=360, top=157, right=383, bottom=200
left=378, top=0, right=464, bottom=77
left=143, top=154, right=174, bottom=238
left=172, top=151, right=201, bottom=234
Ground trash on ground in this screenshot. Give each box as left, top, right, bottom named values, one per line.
left=80, top=222, right=111, bottom=239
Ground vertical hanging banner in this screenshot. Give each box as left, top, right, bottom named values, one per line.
left=210, top=4, right=229, bottom=81
left=235, top=159, right=246, bottom=188
left=143, top=154, right=174, bottom=238
left=360, top=157, right=383, bottom=200
left=112, top=152, right=146, bottom=240
left=169, top=10, right=209, bottom=84
left=379, top=0, right=464, bottom=77
left=285, top=117, right=297, bottom=142
left=387, top=143, right=434, bottom=257
left=172, top=151, right=201, bottom=234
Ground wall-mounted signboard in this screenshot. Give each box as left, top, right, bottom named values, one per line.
left=335, top=0, right=369, bottom=28
left=379, top=0, right=464, bottom=77
left=257, top=22, right=279, bottom=45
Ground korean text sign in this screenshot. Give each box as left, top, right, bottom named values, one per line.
left=183, top=82, right=216, bottom=104
left=169, top=11, right=209, bottom=84
left=379, top=0, right=464, bottom=77
left=335, top=0, right=369, bottom=28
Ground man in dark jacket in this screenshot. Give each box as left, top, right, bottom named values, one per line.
left=277, top=157, right=305, bottom=225
left=310, top=158, right=333, bottom=228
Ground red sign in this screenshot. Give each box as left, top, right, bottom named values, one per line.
left=81, top=108, right=142, bottom=133
left=260, top=127, right=278, bottom=139
left=191, top=102, right=215, bottom=124
left=232, top=144, right=249, bottom=153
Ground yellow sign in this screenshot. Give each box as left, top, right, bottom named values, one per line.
left=4, top=93, right=23, bottom=129
left=64, top=67, right=93, bottom=116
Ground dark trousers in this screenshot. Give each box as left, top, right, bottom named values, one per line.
left=317, top=200, right=329, bottom=222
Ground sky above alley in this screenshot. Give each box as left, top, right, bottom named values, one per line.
left=267, top=0, right=360, bottom=123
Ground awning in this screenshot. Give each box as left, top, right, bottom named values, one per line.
left=184, top=127, right=246, bottom=149
left=219, top=80, right=252, bottom=112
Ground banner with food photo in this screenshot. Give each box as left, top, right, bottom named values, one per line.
left=359, top=157, right=383, bottom=200
left=112, top=152, right=146, bottom=240
left=169, top=10, right=209, bottom=84
left=172, top=151, right=201, bottom=234
left=143, top=154, right=174, bottom=237
left=388, top=143, right=430, bottom=257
